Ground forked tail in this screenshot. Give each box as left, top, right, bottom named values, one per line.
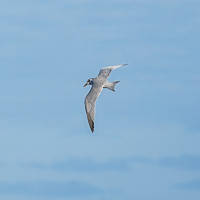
left=103, top=81, right=120, bottom=92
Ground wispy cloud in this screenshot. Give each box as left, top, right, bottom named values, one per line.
left=175, top=180, right=200, bottom=190
left=0, top=181, right=102, bottom=197
left=27, top=155, right=200, bottom=172
left=157, top=155, right=200, bottom=171
left=29, top=157, right=131, bottom=172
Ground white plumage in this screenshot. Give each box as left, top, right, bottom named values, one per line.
left=83, top=64, right=127, bottom=133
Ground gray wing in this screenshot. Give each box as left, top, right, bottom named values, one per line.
left=84, top=84, right=103, bottom=133
left=98, top=64, right=127, bottom=80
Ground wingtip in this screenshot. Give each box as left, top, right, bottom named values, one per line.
left=91, top=127, right=94, bottom=133
left=115, top=64, right=128, bottom=68
left=90, top=119, right=94, bottom=133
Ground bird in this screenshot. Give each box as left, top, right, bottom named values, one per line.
left=83, top=64, right=127, bottom=133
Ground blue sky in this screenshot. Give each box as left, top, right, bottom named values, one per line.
left=0, top=0, right=200, bottom=199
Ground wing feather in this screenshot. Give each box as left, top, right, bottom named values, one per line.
left=84, top=84, right=103, bottom=133
left=98, top=64, right=127, bottom=80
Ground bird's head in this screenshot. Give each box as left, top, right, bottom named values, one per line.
left=83, top=78, right=93, bottom=87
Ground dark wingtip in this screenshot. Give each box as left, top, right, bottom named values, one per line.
left=88, top=115, right=94, bottom=133
left=90, top=125, right=94, bottom=133
left=91, top=122, right=94, bottom=133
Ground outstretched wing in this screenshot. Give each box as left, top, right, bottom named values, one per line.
left=84, top=84, right=103, bottom=133
left=98, top=64, right=127, bottom=80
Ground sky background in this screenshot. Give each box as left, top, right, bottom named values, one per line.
left=0, top=0, right=200, bottom=199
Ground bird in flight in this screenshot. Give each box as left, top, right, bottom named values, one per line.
left=83, top=64, right=127, bottom=133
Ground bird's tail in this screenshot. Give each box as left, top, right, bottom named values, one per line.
left=104, top=81, right=120, bottom=92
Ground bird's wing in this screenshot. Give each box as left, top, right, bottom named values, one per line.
left=84, top=84, right=103, bottom=133
left=98, top=64, right=127, bottom=80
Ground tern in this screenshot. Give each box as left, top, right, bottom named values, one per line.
left=83, top=64, right=127, bottom=133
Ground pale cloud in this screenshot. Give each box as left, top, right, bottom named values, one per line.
left=28, top=157, right=131, bottom=172
left=27, top=154, right=200, bottom=172
left=175, top=180, right=200, bottom=190
left=0, top=180, right=103, bottom=197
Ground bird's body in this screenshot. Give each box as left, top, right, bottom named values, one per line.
left=84, top=64, right=127, bottom=133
